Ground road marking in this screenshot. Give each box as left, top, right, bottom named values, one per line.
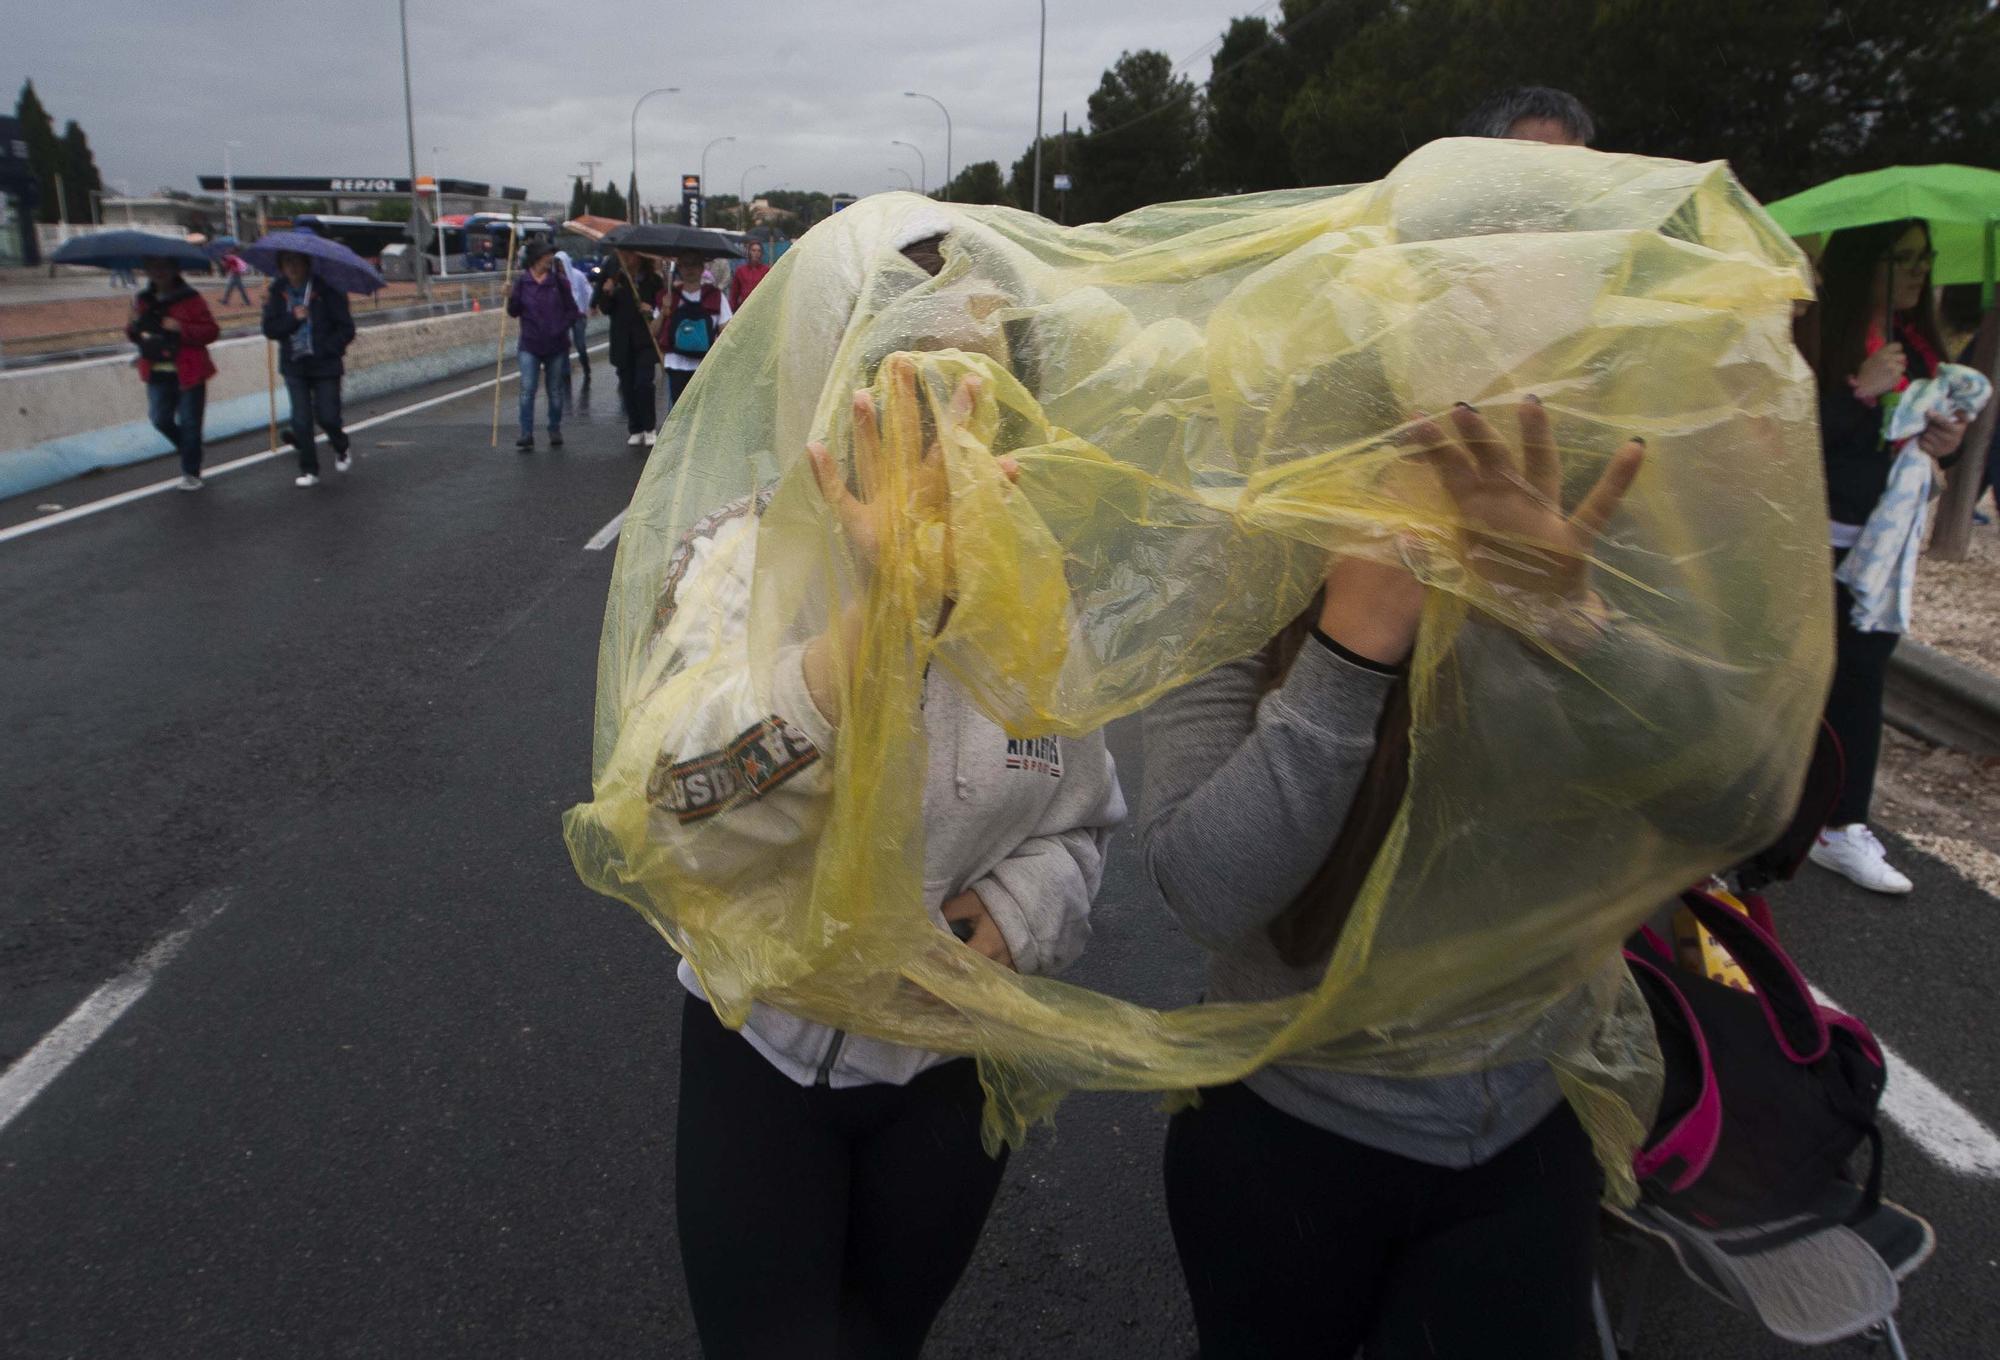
left=585, top=509, right=626, bottom=551
left=0, top=343, right=610, bottom=548
left=1814, top=985, right=2000, bottom=1179
left=0, top=888, right=233, bottom=1135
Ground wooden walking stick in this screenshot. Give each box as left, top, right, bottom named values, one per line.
left=265, top=338, right=280, bottom=455
left=489, top=208, right=520, bottom=448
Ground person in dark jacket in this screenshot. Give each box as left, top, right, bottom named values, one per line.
left=507, top=239, right=582, bottom=451
left=261, top=250, right=358, bottom=488
left=594, top=248, right=665, bottom=448
left=125, top=257, right=221, bottom=491
left=1807, top=220, right=1970, bottom=894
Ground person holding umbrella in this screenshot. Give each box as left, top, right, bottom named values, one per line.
left=661, top=255, right=731, bottom=414
left=125, top=255, right=221, bottom=491
left=507, top=239, right=581, bottom=451
left=261, top=250, right=357, bottom=487
left=594, top=248, right=665, bottom=448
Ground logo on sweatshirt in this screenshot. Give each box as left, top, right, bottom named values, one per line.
left=650, top=714, right=821, bottom=824
left=1004, top=736, right=1063, bottom=777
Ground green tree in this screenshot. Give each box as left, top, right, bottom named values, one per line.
left=568, top=176, right=589, bottom=220
left=1200, top=16, right=1298, bottom=193
left=936, top=160, right=1011, bottom=206
left=589, top=182, right=628, bottom=219
left=16, top=80, right=65, bottom=223
left=366, top=197, right=412, bottom=223
left=1072, top=50, right=1201, bottom=220
left=57, top=121, right=101, bottom=223
left=1008, top=131, right=1080, bottom=217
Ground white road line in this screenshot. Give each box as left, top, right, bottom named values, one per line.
left=0, top=888, right=233, bottom=1134
left=0, top=342, right=610, bottom=548
left=585, top=509, right=626, bottom=551
left=1814, top=984, right=2000, bottom=1179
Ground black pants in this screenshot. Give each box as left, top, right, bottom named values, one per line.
left=1164, top=1082, right=1600, bottom=1359
left=285, top=373, right=348, bottom=474
left=146, top=377, right=206, bottom=477
left=1823, top=549, right=1900, bottom=827
left=666, top=365, right=695, bottom=411
left=675, top=993, right=1007, bottom=1359
left=615, top=356, right=656, bottom=435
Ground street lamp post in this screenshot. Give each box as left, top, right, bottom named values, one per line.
left=890, top=140, right=926, bottom=196
left=1032, top=0, right=1046, bottom=217
left=886, top=166, right=915, bottom=192
left=629, top=86, right=681, bottom=225
left=431, top=145, right=448, bottom=278
left=700, top=135, right=736, bottom=227
left=904, top=92, right=952, bottom=200
left=397, top=0, right=428, bottom=299
left=738, top=163, right=767, bottom=231
left=223, top=140, right=242, bottom=239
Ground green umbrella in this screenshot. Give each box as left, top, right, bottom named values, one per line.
left=1764, top=164, right=2000, bottom=303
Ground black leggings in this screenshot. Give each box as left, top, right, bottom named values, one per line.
left=1823, top=549, right=1900, bottom=827
left=675, top=993, right=1007, bottom=1359
left=1164, top=1081, right=1600, bottom=1360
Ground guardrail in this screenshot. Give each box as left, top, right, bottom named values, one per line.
left=1884, top=640, right=2000, bottom=757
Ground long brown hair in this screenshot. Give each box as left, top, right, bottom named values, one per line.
left=1814, top=219, right=1945, bottom=391
left=1260, top=599, right=1414, bottom=968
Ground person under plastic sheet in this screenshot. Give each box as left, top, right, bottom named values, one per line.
left=642, top=221, right=1124, bottom=1359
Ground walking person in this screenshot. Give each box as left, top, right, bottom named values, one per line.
left=1140, top=402, right=1649, bottom=1359
left=218, top=248, right=253, bottom=306
left=125, top=255, right=220, bottom=491
left=555, top=249, right=594, bottom=387
left=506, top=239, right=580, bottom=451
left=261, top=249, right=357, bottom=488
left=660, top=255, right=731, bottom=415
left=1807, top=220, right=1970, bottom=894
left=727, top=238, right=771, bottom=311
left=594, top=250, right=664, bottom=448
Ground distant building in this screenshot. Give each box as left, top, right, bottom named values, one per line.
left=0, top=116, right=39, bottom=266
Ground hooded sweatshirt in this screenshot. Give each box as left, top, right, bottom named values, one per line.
left=507, top=262, right=581, bottom=357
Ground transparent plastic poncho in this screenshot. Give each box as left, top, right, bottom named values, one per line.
left=564, top=138, right=1827, bottom=1197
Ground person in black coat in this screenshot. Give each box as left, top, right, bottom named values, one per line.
left=594, top=248, right=665, bottom=447
left=261, top=251, right=358, bottom=487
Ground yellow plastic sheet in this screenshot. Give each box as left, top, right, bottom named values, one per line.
left=564, top=138, right=1827, bottom=1194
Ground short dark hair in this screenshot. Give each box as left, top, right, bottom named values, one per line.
left=1459, top=86, right=1596, bottom=145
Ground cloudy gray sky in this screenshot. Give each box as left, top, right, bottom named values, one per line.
left=7, top=0, right=1271, bottom=208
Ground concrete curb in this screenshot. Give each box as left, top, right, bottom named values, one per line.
left=1884, top=639, right=2000, bottom=757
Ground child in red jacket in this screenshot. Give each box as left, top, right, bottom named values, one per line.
left=126, top=257, right=221, bottom=490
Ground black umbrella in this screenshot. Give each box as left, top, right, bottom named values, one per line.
left=603, top=222, right=744, bottom=262
left=50, top=230, right=212, bottom=271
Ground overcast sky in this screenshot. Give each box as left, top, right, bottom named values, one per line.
left=7, top=0, right=1271, bottom=208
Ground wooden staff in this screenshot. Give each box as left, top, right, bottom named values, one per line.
left=489, top=208, right=520, bottom=447
left=265, top=338, right=279, bottom=454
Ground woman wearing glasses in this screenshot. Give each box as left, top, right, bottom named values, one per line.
left=1807, top=221, right=1969, bottom=893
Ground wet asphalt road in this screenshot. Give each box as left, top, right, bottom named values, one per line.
left=2, top=370, right=1997, bottom=1358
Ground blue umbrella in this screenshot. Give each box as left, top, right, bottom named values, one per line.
left=50, top=230, right=210, bottom=271
left=242, top=229, right=386, bottom=295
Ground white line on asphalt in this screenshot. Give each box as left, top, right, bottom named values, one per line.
left=585, top=509, right=626, bottom=551
left=0, top=343, right=611, bottom=549
left=0, top=888, right=233, bottom=1135
left=1814, top=984, right=2000, bottom=1179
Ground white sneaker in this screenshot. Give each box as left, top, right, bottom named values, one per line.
left=176, top=475, right=203, bottom=492
left=294, top=473, right=320, bottom=488
left=1809, top=824, right=1913, bottom=895
left=334, top=450, right=352, bottom=473
left=627, top=433, right=645, bottom=446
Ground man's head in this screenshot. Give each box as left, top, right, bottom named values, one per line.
left=676, top=258, right=704, bottom=291
left=142, top=258, right=181, bottom=290
left=746, top=241, right=763, bottom=265
left=277, top=251, right=312, bottom=288
left=524, top=239, right=554, bottom=277
left=1459, top=86, right=1595, bottom=147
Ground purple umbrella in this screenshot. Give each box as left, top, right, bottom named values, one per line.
left=242, top=229, right=386, bottom=295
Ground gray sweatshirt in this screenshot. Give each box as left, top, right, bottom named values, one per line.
left=1138, top=633, right=1562, bottom=1167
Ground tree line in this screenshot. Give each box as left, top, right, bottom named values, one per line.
left=16, top=81, right=105, bottom=224
left=936, top=0, right=1999, bottom=223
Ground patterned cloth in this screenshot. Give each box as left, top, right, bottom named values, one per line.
left=1835, top=363, right=1994, bottom=633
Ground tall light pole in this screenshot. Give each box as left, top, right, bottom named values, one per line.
left=222, top=140, right=242, bottom=239
left=1032, top=0, right=1046, bottom=217
left=904, top=92, right=952, bottom=200
left=886, top=166, right=915, bottom=191
left=630, top=86, right=680, bottom=224
left=397, top=0, right=428, bottom=298
left=700, top=135, right=736, bottom=226
left=432, top=145, right=449, bottom=278
left=738, top=162, right=766, bottom=231
left=891, top=140, right=926, bottom=196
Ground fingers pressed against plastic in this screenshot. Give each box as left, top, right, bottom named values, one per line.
left=1409, top=414, right=1478, bottom=485
left=1569, top=439, right=1646, bottom=540
left=851, top=390, right=882, bottom=503
left=1447, top=402, right=1512, bottom=477
left=1517, top=398, right=1560, bottom=503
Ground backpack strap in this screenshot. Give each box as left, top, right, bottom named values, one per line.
left=700, top=284, right=722, bottom=315
left=1627, top=951, right=1723, bottom=1191
left=1679, top=889, right=1828, bottom=1063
